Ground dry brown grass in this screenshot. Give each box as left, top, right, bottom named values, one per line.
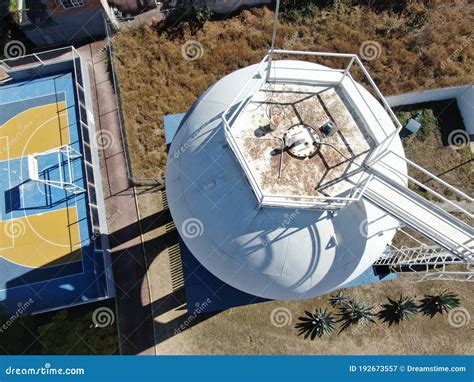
left=113, top=0, right=474, bottom=178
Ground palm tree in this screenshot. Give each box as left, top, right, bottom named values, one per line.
left=418, top=290, right=461, bottom=318
left=295, top=309, right=336, bottom=340
left=337, top=301, right=375, bottom=333
left=328, top=291, right=348, bottom=308
left=377, top=295, right=417, bottom=326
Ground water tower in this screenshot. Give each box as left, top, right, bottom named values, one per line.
left=166, top=10, right=473, bottom=301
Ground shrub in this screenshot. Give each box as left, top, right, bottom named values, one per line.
left=295, top=308, right=336, bottom=339
left=194, top=6, right=213, bottom=27
left=328, top=291, right=349, bottom=308
left=418, top=290, right=461, bottom=318
left=377, top=295, right=418, bottom=326
left=337, top=301, right=375, bottom=333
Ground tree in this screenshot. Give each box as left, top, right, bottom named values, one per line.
left=377, top=295, right=417, bottom=326
left=295, top=308, right=336, bottom=340
left=418, top=290, right=460, bottom=318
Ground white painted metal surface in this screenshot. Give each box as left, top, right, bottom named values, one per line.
left=168, top=53, right=473, bottom=299
left=166, top=60, right=408, bottom=300
left=364, top=175, right=473, bottom=260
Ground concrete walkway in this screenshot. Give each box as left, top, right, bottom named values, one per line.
left=77, top=41, right=156, bottom=355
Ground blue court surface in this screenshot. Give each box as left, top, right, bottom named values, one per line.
left=165, top=113, right=396, bottom=313
left=0, top=69, right=112, bottom=314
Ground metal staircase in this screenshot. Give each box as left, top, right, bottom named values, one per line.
left=374, top=244, right=474, bottom=282
left=376, top=245, right=460, bottom=266
left=364, top=150, right=473, bottom=281
left=364, top=175, right=473, bottom=261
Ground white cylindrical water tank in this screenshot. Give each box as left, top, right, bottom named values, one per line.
left=166, top=60, right=407, bottom=300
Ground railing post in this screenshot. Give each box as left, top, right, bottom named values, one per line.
left=33, top=53, right=45, bottom=66
left=339, top=56, right=355, bottom=85
left=265, top=0, right=280, bottom=83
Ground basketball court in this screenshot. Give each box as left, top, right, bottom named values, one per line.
left=0, top=66, right=112, bottom=313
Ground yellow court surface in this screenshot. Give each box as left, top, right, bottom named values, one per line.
left=0, top=102, right=69, bottom=161
left=0, top=207, right=82, bottom=268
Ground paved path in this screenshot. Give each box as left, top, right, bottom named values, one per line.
left=78, top=41, right=156, bottom=355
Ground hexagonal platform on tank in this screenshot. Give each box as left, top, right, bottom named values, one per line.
left=229, top=81, right=376, bottom=205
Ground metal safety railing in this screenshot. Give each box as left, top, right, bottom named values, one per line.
left=221, top=49, right=398, bottom=208
left=374, top=243, right=474, bottom=283
left=0, top=46, right=76, bottom=71
left=376, top=150, right=473, bottom=219
left=364, top=172, right=473, bottom=260
left=266, top=50, right=403, bottom=159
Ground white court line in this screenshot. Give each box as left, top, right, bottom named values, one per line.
left=0, top=135, right=14, bottom=251
left=0, top=91, right=66, bottom=107
left=0, top=81, right=87, bottom=291
left=0, top=92, right=68, bottom=129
